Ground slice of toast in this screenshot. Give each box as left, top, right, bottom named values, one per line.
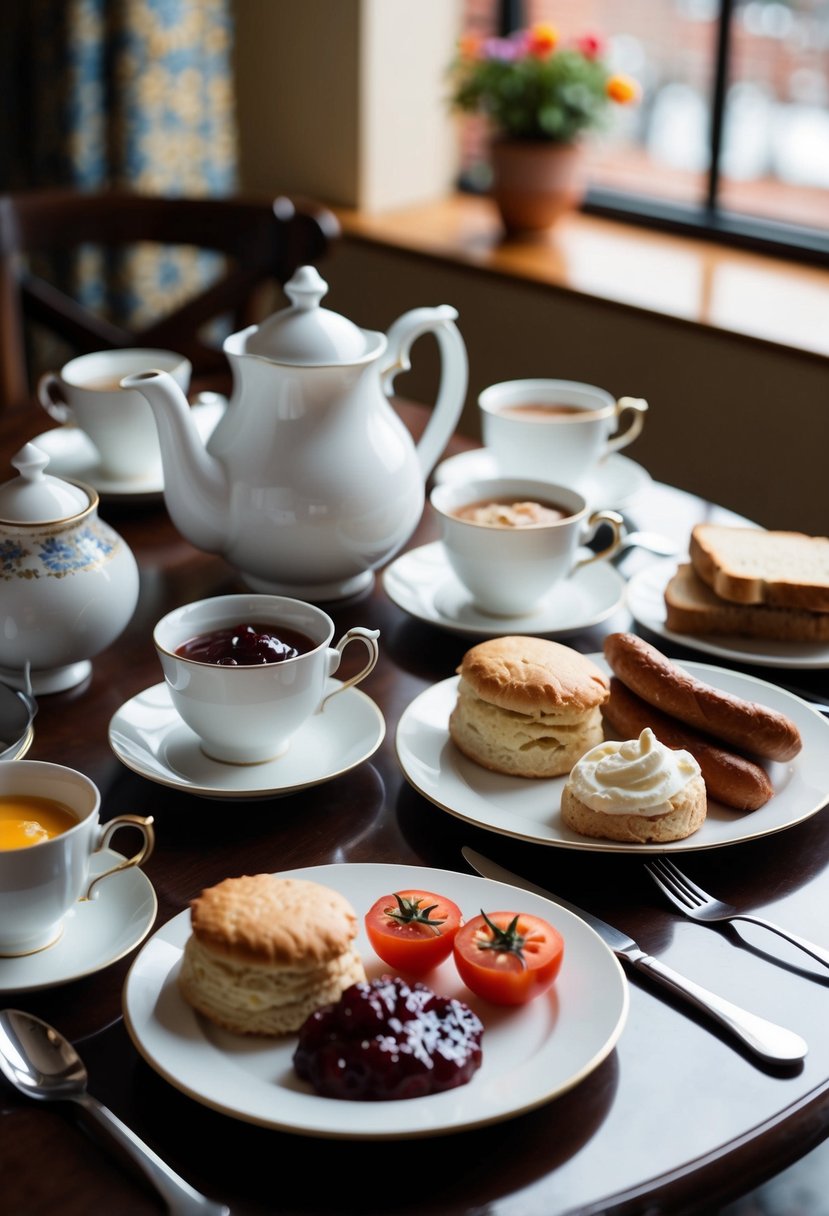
left=664, top=563, right=829, bottom=642
left=690, top=525, right=829, bottom=612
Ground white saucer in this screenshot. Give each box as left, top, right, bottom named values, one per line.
left=0, top=849, right=157, bottom=993
left=382, top=541, right=626, bottom=637
left=108, top=680, right=386, bottom=799
left=32, top=395, right=226, bottom=502
left=432, top=448, right=651, bottom=512
left=626, top=560, right=829, bottom=670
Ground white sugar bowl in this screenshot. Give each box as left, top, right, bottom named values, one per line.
left=0, top=443, right=140, bottom=694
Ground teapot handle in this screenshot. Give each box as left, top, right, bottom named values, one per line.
left=381, top=306, right=468, bottom=478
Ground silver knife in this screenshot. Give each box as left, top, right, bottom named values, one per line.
left=462, top=847, right=807, bottom=1065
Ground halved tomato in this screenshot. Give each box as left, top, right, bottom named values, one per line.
left=365, top=889, right=463, bottom=975
left=453, top=910, right=564, bottom=1006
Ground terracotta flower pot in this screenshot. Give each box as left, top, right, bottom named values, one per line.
left=489, top=139, right=586, bottom=235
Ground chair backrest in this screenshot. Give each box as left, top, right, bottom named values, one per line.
left=0, top=189, right=340, bottom=409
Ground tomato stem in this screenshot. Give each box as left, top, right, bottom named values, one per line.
left=385, top=893, right=447, bottom=936
left=475, top=910, right=528, bottom=969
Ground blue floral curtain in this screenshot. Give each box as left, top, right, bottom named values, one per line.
left=0, top=0, right=238, bottom=330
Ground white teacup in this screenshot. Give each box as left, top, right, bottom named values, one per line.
left=153, top=594, right=380, bottom=765
left=0, top=760, right=154, bottom=957
left=430, top=477, right=624, bottom=616
left=37, top=348, right=192, bottom=481
left=479, top=379, right=648, bottom=488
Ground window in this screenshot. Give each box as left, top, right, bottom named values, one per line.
left=461, top=1, right=829, bottom=262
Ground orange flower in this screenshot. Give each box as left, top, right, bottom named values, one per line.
left=606, top=74, right=640, bottom=104
left=458, top=33, right=481, bottom=60
left=527, top=22, right=558, bottom=57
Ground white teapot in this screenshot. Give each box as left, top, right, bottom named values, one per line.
left=0, top=444, right=139, bottom=694
left=124, top=266, right=468, bottom=601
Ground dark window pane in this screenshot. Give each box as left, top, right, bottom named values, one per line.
left=718, top=0, right=829, bottom=231
left=520, top=1, right=720, bottom=205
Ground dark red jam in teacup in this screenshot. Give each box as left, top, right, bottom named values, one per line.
left=175, top=623, right=315, bottom=666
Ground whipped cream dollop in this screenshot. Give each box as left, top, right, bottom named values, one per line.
left=566, top=727, right=700, bottom=817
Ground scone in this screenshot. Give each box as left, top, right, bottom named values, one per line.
left=448, top=636, right=610, bottom=778
left=178, top=874, right=366, bottom=1035
left=561, top=727, right=707, bottom=843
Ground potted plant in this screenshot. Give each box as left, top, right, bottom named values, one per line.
left=448, top=23, right=639, bottom=234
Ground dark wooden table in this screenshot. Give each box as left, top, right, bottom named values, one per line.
left=1, top=402, right=828, bottom=1216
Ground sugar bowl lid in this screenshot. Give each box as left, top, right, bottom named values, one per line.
left=243, top=265, right=370, bottom=364
left=0, top=443, right=90, bottom=522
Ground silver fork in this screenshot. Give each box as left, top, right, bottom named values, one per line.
left=645, top=857, right=829, bottom=970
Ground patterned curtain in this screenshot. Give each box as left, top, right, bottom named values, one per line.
left=0, top=0, right=238, bottom=334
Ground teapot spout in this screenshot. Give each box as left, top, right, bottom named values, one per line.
left=121, top=370, right=229, bottom=552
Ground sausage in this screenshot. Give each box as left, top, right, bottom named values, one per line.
left=603, top=633, right=802, bottom=763
left=603, top=678, right=774, bottom=811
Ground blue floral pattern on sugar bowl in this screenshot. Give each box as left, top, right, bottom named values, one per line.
left=1, top=523, right=118, bottom=580
left=0, top=444, right=139, bottom=694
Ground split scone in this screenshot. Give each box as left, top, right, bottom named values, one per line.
left=561, top=727, right=707, bottom=843
left=178, top=874, right=366, bottom=1035
left=448, top=636, right=610, bottom=778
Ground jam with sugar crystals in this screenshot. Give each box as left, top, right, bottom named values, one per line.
left=293, top=975, right=484, bottom=1101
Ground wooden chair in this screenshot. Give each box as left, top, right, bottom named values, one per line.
left=0, top=189, right=340, bottom=409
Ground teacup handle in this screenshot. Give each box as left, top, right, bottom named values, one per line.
left=606, top=396, right=648, bottom=454
left=319, top=628, right=380, bottom=712
left=36, top=372, right=75, bottom=425
left=574, top=510, right=626, bottom=570
left=84, top=814, right=155, bottom=900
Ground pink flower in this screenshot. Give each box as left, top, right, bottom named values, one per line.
left=575, top=32, right=604, bottom=59
left=482, top=36, right=521, bottom=62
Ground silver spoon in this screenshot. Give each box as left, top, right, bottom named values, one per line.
left=0, top=1009, right=229, bottom=1216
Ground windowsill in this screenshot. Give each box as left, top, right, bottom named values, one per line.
left=333, top=194, right=829, bottom=362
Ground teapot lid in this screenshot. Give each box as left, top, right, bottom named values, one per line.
left=243, top=266, right=369, bottom=364
left=0, top=444, right=90, bottom=523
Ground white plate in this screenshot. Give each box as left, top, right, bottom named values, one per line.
left=432, top=449, right=651, bottom=512
left=382, top=542, right=626, bottom=638
left=108, top=681, right=385, bottom=800
left=0, top=849, right=157, bottom=993
left=31, top=394, right=226, bottom=502
left=122, top=861, right=627, bottom=1139
left=395, top=662, right=829, bottom=854
left=626, top=560, right=829, bottom=670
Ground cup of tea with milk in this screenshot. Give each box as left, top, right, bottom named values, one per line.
left=479, top=378, right=648, bottom=489
left=430, top=476, right=625, bottom=616
left=37, top=348, right=192, bottom=482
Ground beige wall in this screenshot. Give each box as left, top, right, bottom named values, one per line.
left=325, top=239, right=829, bottom=535
left=359, top=0, right=461, bottom=209
left=233, top=0, right=362, bottom=203
left=233, top=0, right=461, bottom=209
